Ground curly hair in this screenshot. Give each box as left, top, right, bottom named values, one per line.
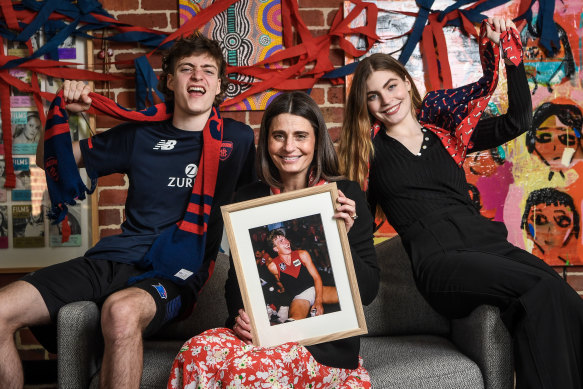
left=157, top=32, right=229, bottom=107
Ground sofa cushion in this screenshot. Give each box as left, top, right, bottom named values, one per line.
left=364, top=237, right=450, bottom=336
left=361, top=335, right=484, bottom=388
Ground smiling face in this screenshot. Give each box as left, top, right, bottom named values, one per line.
left=534, top=115, right=579, bottom=169
left=365, top=69, right=413, bottom=128
left=25, top=116, right=41, bottom=140
left=272, top=234, right=292, bottom=256
left=268, top=113, right=316, bottom=188
left=166, top=53, right=221, bottom=121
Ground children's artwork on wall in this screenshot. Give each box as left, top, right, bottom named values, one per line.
left=345, top=0, right=583, bottom=268
left=179, top=0, right=283, bottom=110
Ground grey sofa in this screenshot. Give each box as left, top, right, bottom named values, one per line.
left=57, top=236, right=513, bottom=388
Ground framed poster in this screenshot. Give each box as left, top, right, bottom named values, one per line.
left=221, top=183, right=367, bottom=347
left=0, top=32, right=97, bottom=272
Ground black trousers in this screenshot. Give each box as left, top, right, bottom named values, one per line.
left=401, top=205, right=583, bottom=389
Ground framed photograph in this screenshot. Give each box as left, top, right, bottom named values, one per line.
left=221, top=183, right=367, bottom=348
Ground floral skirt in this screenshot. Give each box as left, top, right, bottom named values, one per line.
left=167, top=328, right=371, bottom=389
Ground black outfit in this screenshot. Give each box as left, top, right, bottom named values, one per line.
left=369, top=62, right=583, bottom=388
left=225, top=180, right=380, bottom=369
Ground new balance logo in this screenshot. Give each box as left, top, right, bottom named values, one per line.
left=153, top=140, right=177, bottom=150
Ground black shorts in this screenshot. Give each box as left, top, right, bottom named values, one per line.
left=22, top=256, right=196, bottom=351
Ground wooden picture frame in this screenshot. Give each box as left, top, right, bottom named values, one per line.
left=221, top=183, right=367, bottom=348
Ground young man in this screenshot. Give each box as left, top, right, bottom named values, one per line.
left=0, top=33, right=255, bottom=389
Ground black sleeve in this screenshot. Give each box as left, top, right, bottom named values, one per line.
left=338, top=180, right=380, bottom=305
left=469, top=62, right=533, bottom=152
left=79, top=122, right=135, bottom=176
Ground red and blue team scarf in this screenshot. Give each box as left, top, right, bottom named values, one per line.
left=44, top=91, right=223, bottom=284
left=372, top=20, right=523, bottom=167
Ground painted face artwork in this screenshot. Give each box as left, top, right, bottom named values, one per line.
left=521, top=21, right=574, bottom=92
left=464, top=148, right=504, bottom=177
left=533, top=115, right=580, bottom=170
left=526, top=203, right=580, bottom=265
left=268, top=113, right=316, bottom=185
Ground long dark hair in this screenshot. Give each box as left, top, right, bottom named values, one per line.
left=256, top=91, right=342, bottom=189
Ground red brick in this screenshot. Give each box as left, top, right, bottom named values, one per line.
left=327, top=9, right=340, bottom=26
left=310, top=28, right=331, bottom=38
left=96, top=115, right=125, bottom=130
left=142, top=0, right=178, bottom=11
left=300, top=10, right=324, bottom=27
left=99, top=209, right=123, bottom=226
left=310, top=88, right=325, bottom=104
left=299, top=0, right=342, bottom=8
left=565, top=272, right=583, bottom=293
left=105, top=77, right=138, bottom=91
left=329, top=48, right=346, bottom=67
left=169, top=12, right=179, bottom=30
left=100, top=0, right=139, bottom=11
left=113, top=53, right=143, bottom=70
left=320, top=106, right=344, bottom=123
left=222, top=111, right=247, bottom=123
left=98, top=173, right=126, bottom=187
left=117, top=13, right=169, bottom=29
left=327, top=126, right=341, bottom=142
left=116, top=91, right=136, bottom=109
left=327, top=85, right=345, bottom=104
left=101, top=228, right=123, bottom=238
left=249, top=111, right=265, bottom=126
left=99, top=189, right=128, bottom=207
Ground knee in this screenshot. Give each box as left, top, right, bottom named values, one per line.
left=100, top=295, right=145, bottom=341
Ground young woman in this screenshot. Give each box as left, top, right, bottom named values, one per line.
left=338, top=17, right=583, bottom=389
left=168, top=91, right=379, bottom=388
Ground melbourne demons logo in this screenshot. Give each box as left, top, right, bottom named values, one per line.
left=220, top=141, right=233, bottom=161
left=45, top=157, right=59, bottom=182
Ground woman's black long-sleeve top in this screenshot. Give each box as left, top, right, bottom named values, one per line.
left=368, top=62, right=532, bottom=235
left=225, top=179, right=380, bottom=369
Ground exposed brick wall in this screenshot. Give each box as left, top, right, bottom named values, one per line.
left=91, top=0, right=346, bottom=241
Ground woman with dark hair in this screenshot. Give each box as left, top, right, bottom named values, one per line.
left=338, top=17, right=583, bottom=389
left=526, top=99, right=583, bottom=178
left=521, top=188, right=581, bottom=265
left=168, top=91, right=379, bottom=388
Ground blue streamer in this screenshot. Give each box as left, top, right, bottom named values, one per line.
left=135, top=56, right=166, bottom=110
left=398, top=0, right=434, bottom=65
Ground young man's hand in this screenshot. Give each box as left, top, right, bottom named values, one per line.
left=63, top=80, right=92, bottom=113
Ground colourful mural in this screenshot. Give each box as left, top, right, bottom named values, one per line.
left=347, top=0, right=583, bottom=267
left=179, top=0, right=283, bottom=110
